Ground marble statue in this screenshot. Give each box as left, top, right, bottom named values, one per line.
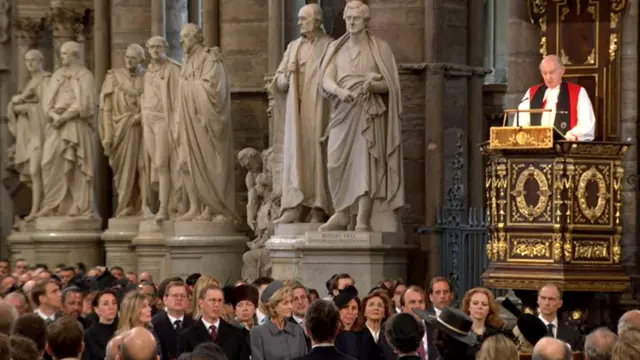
left=99, top=44, right=147, bottom=217
left=239, top=147, right=278, bottom=282
left=37, top=41, right=98, bottom=218
left=270, top=3, right=333, bottom=224
left=6, top=49, right=50, bottom=221
left=330, top=0, right=368, bottom=39
left=141, top=36, right=183, bottom=221
left=318, top=1, right=404, bottom=232
left=177, top=23, right=240, bottom=223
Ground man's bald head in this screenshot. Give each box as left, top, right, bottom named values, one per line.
left=106, top=335, right=124, bottom=360
left=0, top=300, right=17, bottom=335
left=618, top=310, right=640, bottom=335
left=119, top=327, right=158, bottom=360
left=532, top=337, right=571, bottom=360
left=584, top=327, right=617, bottom=360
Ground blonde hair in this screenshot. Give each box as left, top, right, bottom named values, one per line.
left=612, top=327, right=640, bottom=360
left=116, top=291, right=150, bottom=335
left=191, top=275, right=220, bottom=319
left=476, top=334, right=518, bottom=360
left=260, top=285, right=292, bottom=320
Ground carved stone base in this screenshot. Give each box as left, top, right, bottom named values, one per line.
left=132, top=219, right=171, bottom=282
left=166, top=220, right=248, bottom=281
left=31, top=216, right=102, bottom=268
left=7, top=221, right=37, bottom=265
left=102, top=217, right=141, bottom=272
left=266, top=230, right=414, bottom=293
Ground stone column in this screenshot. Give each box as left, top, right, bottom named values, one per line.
left=48, top=3, right=85, bottom=68
left=202, top=0, right=219, bottom=47
left=151, top=0, right=166, bottom=37
left=506, top=0, right=541, bottom=110
left=467, top=0, right=485, bottom=210
left=268, top=0, right=283, bottom=72
left=166, top=0, right=188, bottom=61
left=188, top=0, right=201, bottom=25
left=424, top=0, right=443, bottom=280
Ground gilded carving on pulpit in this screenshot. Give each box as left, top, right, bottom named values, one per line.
left=269, top=4, right=333, bottom=225
left=99, top=44, right=147, bottom=217
left=38, top=41, right=98, bottom=218
left=177, top=23, right=240, bottom=224
left=318, top=1, right=404, bottom=232
left=239, top=147, right=279, bottom=282
left=141, top=36, right=183, bottom=221
left=6, top=49, right=50, bottom=222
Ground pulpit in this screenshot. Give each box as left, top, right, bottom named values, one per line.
left=481, top=126, right=630, bottom=328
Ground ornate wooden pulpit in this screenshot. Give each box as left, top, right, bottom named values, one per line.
left=481, top=126, right=630, bottom=324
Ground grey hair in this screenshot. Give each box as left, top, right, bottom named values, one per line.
left=344, top=1, right=371, bottom=21
left=540, top=54, right=565, bottom=70
left=126, top=43, right=146, bottom=63
left=618, top=310, right=640, bottom=335
left=24, top=49, right=44, bottom=62
left=302, top=3, right=323, bottom=23
left=146, top=36, right=169, bottom=50
left=584, top=327, right=617, bottom=360
left=181, top=23, right=204, bottom=44
left=60, top=41, right=81, bottom=59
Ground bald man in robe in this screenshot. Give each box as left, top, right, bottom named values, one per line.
left=517, top=54, right=596, bottom=141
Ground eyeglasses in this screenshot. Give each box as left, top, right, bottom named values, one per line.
left=169, top=294, right=187, bottom=300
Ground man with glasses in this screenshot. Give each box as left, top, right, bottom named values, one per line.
left=153, top=281, right=194, bottom=360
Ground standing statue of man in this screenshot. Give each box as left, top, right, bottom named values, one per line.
left=270, top=4, right=333, bottom=224
left=38, top=41, right=98, bottom=218
left=318, top=1, right=404, bottom=231
left=177, top=23, right=240, bottom=223
left=141, top=36, right=182, bottom=222
left=6, top=49, right=51, bottom=221
left=99, top=44, right=147, bottom=217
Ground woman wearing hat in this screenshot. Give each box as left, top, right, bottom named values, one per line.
left=250, top=281, right=308, bottom=360
left=229, top=284, right=259, bottom=330
left=413, top=307, right=480, bottom=360
left=333, top=286, right=379, bottom=360
left=460, top=287, right=505, bottom=344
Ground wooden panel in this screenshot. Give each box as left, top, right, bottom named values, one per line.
left=528, top=0, right=627, bottom=141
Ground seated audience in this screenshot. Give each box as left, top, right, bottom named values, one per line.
left=8, top=335, right=39, bottom=360
left=5, top=291, right=30, bottom=316
left=532, top=337, right=572, bottom=360
left=105, top=335, right=125, bottom=360
left=333, top=286, right=377, bottom=360
left=190, top=276, right=220, bottom=319
left=12, top=314, right=47, bottom=358
left=476, top=334, right=518, bottom=360
left=229, top=284, right=259, bottom=331
left=617, top=309, right=640, bottom=335
left=295, top=299, right=351, bottom=360
left=119, top=327, right=160, bottom=360
left=31, top=279, right=62, bottom=323
left=83, top=289, right=119, bottom=360
left=383, top=313, right=424, bottom=360
left=153, top=281, right=194, bottom=360
left=583, top=327, right=616, bottom=360
left=116, top=291, right=161, bottom=358
left=0, top=300, right=18, bottom=335
left=46, top=316, right=84, bottom=360
left=611, top=327, right=640, bottom=360
left=461, top=287, right=505, bottom=344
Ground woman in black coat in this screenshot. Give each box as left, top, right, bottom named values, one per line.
left=82, top=289, right=119, bottom=360
left=333, top=286, right=380, bottom=360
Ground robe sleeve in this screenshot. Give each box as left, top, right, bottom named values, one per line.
left=516, top=89, right=532, bottom=127
left=74, top=70, right=97, bottom=119
left=274, top=42, right=292, bottom=91
left=566, top=87, right=596, bottom=141
left=188, top=49, right=230, bottom=127
left=98, top=71, right=115, bottom=145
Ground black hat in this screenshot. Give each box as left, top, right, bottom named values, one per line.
left=88, top=270, right=117, bottom=291
left=388, top=313, right=424, bottom=352
left=500, top=298, right=522, bottom=317
left=333, top=285, right=359, bottom=309
left=222, top=285, right=234, bottom=305
left=413, top=307, right=478, bottom=346
left=260, top=280, right=284, bottom=304
left=516, top=314, right=548, bottom=347
left=231, top=284, right=259, bottom=308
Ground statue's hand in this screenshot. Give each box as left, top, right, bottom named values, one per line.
left=248, top=219, right=256, bottom=232
left=366, top=72, right=383, bottom=82
left=103, top=139, right=113, bottom=156
left=337, top=88, right=356, bottom=103
left=11, top=95, right=23, bottom=104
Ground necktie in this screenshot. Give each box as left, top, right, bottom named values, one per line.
left=417, top=340, right=426, bottom=360
left=173, top=320, right=182, bottom=332
left=547, top=323, right=555, bottom=337
left=209, top=325, right=217, bottom=342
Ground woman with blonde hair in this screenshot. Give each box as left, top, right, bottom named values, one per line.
left=190, top=275, right=220, bottom=318
left=250, top=281, right=308, bottom=360
left=476, top=334, right=518, bottom=360
left=116, top=291, right=162, bottom=358
left=461, top=287, right=505, bottom=345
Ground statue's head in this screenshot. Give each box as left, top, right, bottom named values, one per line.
left=60, top=41, right=81, bottom=66
left=125, top=43, right=145, bottom=71
left=344, top=1, right=370, bottom=35
left=255, top=173, right=272, bottom=195
left=24, top=49, right=44, bottom=73
left=180, top=23, right=204, bottom=54
left=298, top=4, right=323, bottom=36
left=146, top=36, right=169, bottom=61
left=539, top=55, right=565, bottom=89
left=237, top=147, right=261, bottom=172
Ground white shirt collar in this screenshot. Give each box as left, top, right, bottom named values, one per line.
left=312, top=343, right=334, bottom=349
left=167, top=312, right=185, bottom=325
left=35, top=308, right=56, bottom=321
left=366, top=324, right=381, bottom=343
left=538, top=315, right=558, bottom=328
left=202, top=317, right=220, bottom=331
left=292, top=315, right=304, bottom=325
left=434, top=307, right=442, bottom=317
left=256, top=309, right=267, bottom=324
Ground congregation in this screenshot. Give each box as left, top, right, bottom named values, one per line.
left=0, top=260, right=639, bottom=360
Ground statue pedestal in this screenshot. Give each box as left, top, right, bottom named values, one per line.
left=132, top=219, right=171, bottom=281
left=266, top=229, right=414, bottom=293
left=7, top=221, right=37, bottom=265
left=102, top=217, right=141, bottom=271
left=31, top=216, right=102, bottom=268
left=166, top=220, right=247, bottom=280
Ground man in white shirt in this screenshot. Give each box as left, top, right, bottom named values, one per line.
left=290, top=281, right=310, bottom=326
left=401, top=286, right=434, bottom=360
left=153, top=281, right=194, bottom=360
left=537, top=283, right=581, bottom=349
left=427, top=277, right=453, bottom=317
left=31, top=279, right=61, bottom=323
left=517, top=55, right=596, bottom=141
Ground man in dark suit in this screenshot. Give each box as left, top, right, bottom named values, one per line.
left=177, top=284, right=250, bottom=360
left=153, top=280, right=194, bottom=360
left=401, top=286, right=436, bottom=360
left=293, top=299, right=353, bottom=360
left=537, top=283, right=582, bottom=350
left=426, top=277, right=453, bottom=317
left=383, top=314, right=424, bottom=360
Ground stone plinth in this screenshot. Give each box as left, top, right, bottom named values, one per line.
left=31, top=216, right=102, bottom=268
left=102, top=217, right=141, bottom=271
left=266, top=230, right=414, bottom=293
left=7, top=221, right=37, bottom=265
left=132, top=219, right=171, bottom=282
left=166, top=220, right=247, bottom=281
